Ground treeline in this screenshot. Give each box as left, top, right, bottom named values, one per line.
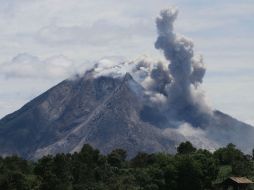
left=0, top=142, right=254, bottom=190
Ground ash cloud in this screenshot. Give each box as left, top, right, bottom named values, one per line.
left=70, top=8, right=250, bottom=150
left=155, top=8, right=211, bottom=122
left=88, top=7, right=212, bottom=129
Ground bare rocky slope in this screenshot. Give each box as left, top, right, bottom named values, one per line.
left=0, top=72, right=254, bottom=159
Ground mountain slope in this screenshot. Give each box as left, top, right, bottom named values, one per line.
left=0, top=73, right=123, bottom=158
left=0, top=72, right=254, bottom=159
left=208, top=111, right=254, bottom=153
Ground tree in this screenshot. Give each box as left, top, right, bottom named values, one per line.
left=130, top=152, right=155, bottom=168
left=108, top=149, right=127, bottom=168
left=232, top=159, right=253, bottom=176
left=0, top=143, right=253, bottom=190
left=164, top=162, right=177, bottom=190
left=193, top=150, right=219, bottom=189
left=0, top=171, right=30, bottom=190
left=71, top=144, right=103, bottom=188
left=34, top=155, right=62, bottom=190
left=176, top=156, right=202, bottom=190
left=177, top=141, right=196, bottom=155
left=213, top=143, right=244, bottom=165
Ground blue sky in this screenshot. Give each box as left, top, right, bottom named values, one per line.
left=0, top=0, right=253, bottom=125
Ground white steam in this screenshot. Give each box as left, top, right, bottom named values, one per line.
left=163, top=122, right=219, bottom=151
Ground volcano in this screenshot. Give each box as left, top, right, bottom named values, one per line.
left=0, top=8, right=253, bottom=159
left=0, top=72, right=253, bottom=159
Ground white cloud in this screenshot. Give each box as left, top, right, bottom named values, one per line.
left=0, top=53, right=89, bottom=79
left=36, top=20, right=138, bottom=46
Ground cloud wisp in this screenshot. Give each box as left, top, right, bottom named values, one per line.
left=0, top=53, right=88, bottom=80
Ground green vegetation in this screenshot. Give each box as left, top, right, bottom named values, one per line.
left=0, top=142, right=254, bottom=190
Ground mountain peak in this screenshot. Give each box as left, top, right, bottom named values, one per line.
left=123, top=72, right=133, bottom=81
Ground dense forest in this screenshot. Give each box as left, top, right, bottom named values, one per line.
left=0, top=142, right=254, bottom=190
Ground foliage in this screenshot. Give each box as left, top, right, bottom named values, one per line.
left=0, top=142, right=253, bottom=190
left=176, top=141, right=196, bottom=155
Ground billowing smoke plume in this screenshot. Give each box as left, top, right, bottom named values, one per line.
left=89, top=7, right=211, bottom=127
left=154, top=8, right=212, bottom=123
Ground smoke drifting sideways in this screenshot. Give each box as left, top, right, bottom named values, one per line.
left=89, top=7, right=212, bottom=128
